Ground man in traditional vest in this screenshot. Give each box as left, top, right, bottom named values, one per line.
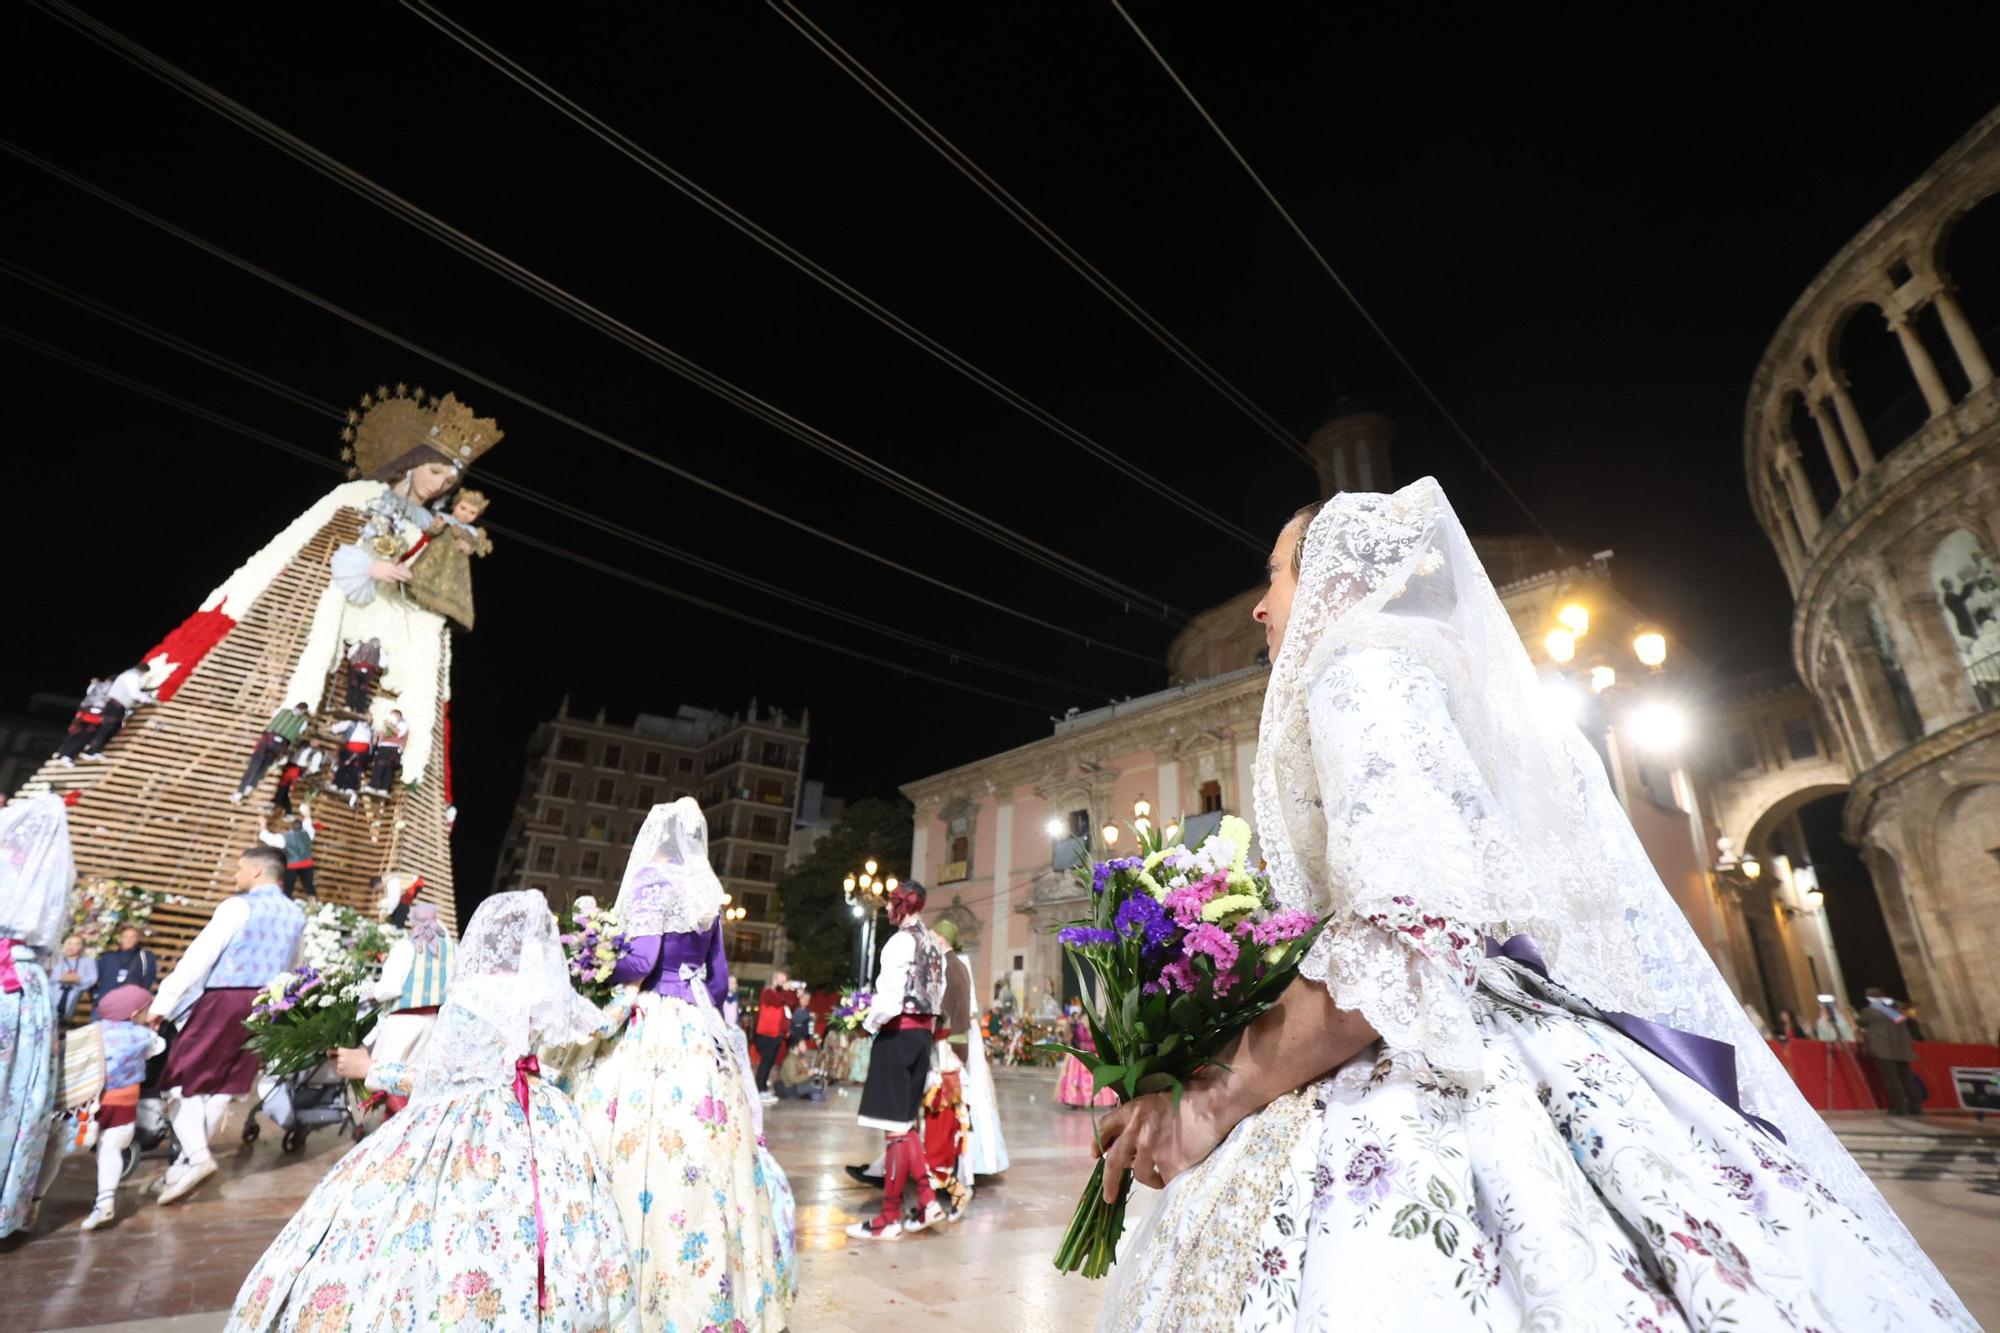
left=150, top=845, right=305, bottom=1203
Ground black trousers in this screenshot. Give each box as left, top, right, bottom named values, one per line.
left=346, top=664, right=378, bottom=712
left=754, top=1034, right=783, bottom=1090
left=1875, top=1057, right=1925, bottom=1114
left=82, top=701, right=127, bottom=754
left=369, top=745, right=403, bottom=791
left=55, top=720, right=100, bottom=761
left=238, top=732, right=290, bottom=792
left=334, top=749, right=368, bottom=791
left=283, top=865, right=317, bottom=899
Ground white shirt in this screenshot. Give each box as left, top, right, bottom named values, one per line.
left=107, top=668, right=154, bottom=710
left=370, top=937, right=415, bottom=1006
left=154, top=893, right=253, bottom=1022
left=865, top=928, right=915, bottom=1034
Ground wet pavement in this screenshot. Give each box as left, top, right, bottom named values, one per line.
left=4, top=1072, right=1995, bottom=1330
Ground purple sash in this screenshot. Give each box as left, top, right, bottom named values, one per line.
left=1485, top=934, right=1784, bottom=1143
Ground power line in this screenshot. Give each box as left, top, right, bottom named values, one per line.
left=765, top=0, right=1317, bottom=471
left=0, top=258, right=1105, bottom=698
left=1106, top=0, right=1561, bottom=547
left=30, top=0, right=1186, bottom=627
left=0, top=322, right=1066, bottom=713
left=402, top=1, right=1266, bottom=554
left=0, top=138, right=1162, bottom=667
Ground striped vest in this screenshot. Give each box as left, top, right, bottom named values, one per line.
left=209, top=883, right=306, bottom=989
left=101, top=1020, right=155, bottom=1091
left=397, top=937, right=454, bottom=1010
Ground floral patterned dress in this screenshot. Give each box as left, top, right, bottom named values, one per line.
left=1106, top=941, right=1977, bottom=1332
left=567, top=987, right=798, bottom=1333
left=0, top=947, right=54, bottom=1237
left=226, top=1058, right=637, bottom=1332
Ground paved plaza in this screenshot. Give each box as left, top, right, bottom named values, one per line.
left=4, top=1070, right=1996, bottom=1331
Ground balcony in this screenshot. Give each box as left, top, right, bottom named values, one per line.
left=939, top=860, right=969, bottom=884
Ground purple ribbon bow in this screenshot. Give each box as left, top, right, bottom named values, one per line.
left=1485, top=934, right=1785, bottom=1143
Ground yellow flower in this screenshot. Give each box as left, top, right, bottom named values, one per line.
left=1200, top=894, right=1261, bottom=924
left=1218, top=816, right=1253, bottom=872
left=1138, top=871, right=1168, bottom=901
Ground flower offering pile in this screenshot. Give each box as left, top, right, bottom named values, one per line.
left=70, top=877, right=189, bottom=951
left=246, top=903, right=403, bottom=1081
left=1045, top=815, right=1325, bottom=1278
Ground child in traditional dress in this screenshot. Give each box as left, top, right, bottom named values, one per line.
left=225, top=891, right=637, bottom=1333
left=568, top=798, right=797, bottom=1331
left=67, top=985, right=165, bottom=1231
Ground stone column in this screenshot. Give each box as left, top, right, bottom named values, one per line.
left=990, top=802, right=1013, bottom=999
left=1804, top=398, right=1855, bottom=489
left=1774, top=448, right=1822, bottom=538
left=1931, top=288, right=1994, bottom=389
left=1827, top=384, right=1877, bottom=471
left=1888, top=313, right=1954, bottom=415
left=910, top=819, right=931, bottom=889
left=1826, top=633, right=1886, bottom=762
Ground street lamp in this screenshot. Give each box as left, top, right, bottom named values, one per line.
left=1634, top=630, right=1668, bottom=670
left=1133, top=795, right=1152, bottom=836
left=843, top=857, right=897, bottom=986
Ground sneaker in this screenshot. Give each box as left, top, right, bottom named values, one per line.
left=845, top=1215, right=903, bottom=1241
left=157, top=1157, right=217, bottom=1204
left=228, top=790, right=245, bottom=804
left=57, top=757, right=74, bottom=768
left=903, top=1199, right=948, bottom=1234
left=80, top=1201, right=117, bottom=1231
left=843, top=1164, right=876, bottom=1186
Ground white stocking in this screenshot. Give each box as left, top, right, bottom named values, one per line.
left=95, top=1123, right=134, bottom=1207
left=170, top=1094, right=216, bottom=1166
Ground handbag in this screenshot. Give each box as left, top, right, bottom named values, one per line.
left=53, top=1024, right=106, bottom=1152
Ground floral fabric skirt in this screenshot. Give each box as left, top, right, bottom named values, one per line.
left=568, top=991, right=797, bottom=1333
left=1104, top=964, right=1975, bottom=1333
left=0, top=953, right=54, bottom=1238
left=226, top=1079, right=636, bottom=1332
left=1056, top=1053, right=1118, bottom=1109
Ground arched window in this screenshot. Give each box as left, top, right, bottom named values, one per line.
left=1929, top=529, right=2000, bottom=709
left=1783, top=391, right=1842, bottom=515
left=1836, top=594, right=1924, bottom=747
left=1833, top=303, right=1925, bottom=456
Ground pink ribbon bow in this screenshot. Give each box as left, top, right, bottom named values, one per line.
left=513, top=1055, right=548, bottom=1314
left=0, top=940, right=21, bottom=994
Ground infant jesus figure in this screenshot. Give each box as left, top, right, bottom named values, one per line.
left=403, top=487, right=492, bottom=632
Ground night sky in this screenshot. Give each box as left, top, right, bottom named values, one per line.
left=7, top=6, right=1999, bottom=903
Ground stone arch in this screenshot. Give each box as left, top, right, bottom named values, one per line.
left=1925, top=779, right=2000, bottom=1035
left=1933, top=184, right=2000, bottom=359
left=1828, top=298, right=1925, bottom=457
left=1740, top=780, right=1852, bottom=859
left=1927, top=527, right=2000, bottom=709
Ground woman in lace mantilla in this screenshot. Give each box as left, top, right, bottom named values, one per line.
left=226, top=891, right=636, bottom=1333
left=563, top=798, right=797, bottom=1333
left=1095, top=481, right=1974, bottom=1332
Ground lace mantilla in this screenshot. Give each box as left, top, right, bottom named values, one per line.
left=0, top=795, right=75, bottom=950
left=617, top=798, right=727, bottom=935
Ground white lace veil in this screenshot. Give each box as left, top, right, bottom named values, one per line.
left=0, top=794, right=77, bottom=952
left=408, top=889, right=602, bottom=1103
left=616, top=797, right=726, bottom=935
left=1255, top=477, right=1968, bottom=1318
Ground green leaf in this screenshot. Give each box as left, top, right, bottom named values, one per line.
left=1157, top=1031, right=1182, bottom=1057
left=1390, top=1203, right=1430, bottom=1240
left=1432, top=1216, right=1460, bottom=1256
left=1038, top=1042, right=1095, bottom=1065
left=1091, top=1064, right=1127, bottom=1091
left=1426, top=1176, right=1457, bottom=1210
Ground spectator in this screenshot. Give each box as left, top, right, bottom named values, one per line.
left=1858, top=987, right=1924, bottom=1116
left=52, top=935, right=97, bottom=1021
left=1901, top=1001, right=1929, bottom=1043
left=93, top=925, right=160, bottom=1002
left=788, top=989, right=816, bottom=1049
left=1773, top=1008, right=1808, bottom=1041
left=753, top=970, right=794, bottom=1100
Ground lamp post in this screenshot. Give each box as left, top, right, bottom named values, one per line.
left=842, top=858, right=898, bottom=987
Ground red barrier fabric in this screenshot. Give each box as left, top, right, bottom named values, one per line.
left=1766, top=1038, right=2000, bottom=1110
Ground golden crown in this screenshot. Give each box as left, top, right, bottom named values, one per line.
left=340, top=383, right=504, bottom=480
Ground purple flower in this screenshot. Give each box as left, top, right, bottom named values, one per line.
left=1091, top=857, right=1145, bottom=894
left=1345, top=1143, right=1398, bottom=1203
left=1058, top=926, right=1119, bottom=949
left=1114, top=894, right=1178, bottom=955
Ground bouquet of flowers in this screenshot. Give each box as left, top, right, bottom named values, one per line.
left=1044, top=814, right=1325, bottom=1278
left=826, top=989, right=873, bottom=1034
left=69, top=877, right=190, bottom=951
left=559, top=902, right=632, bottom=1006
left=299, top=901, right=404, bottom=978
left=243, top=964, right=375, bottom=1081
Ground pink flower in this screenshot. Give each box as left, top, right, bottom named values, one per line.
left=1245, top=910, right=1317, bottom=947
left=696, top=1095, right=729, bottom=1128
left=1182, top=923, right=1239, bottom=974
left=1156, top=959, right=1197, bottom=993
left=1162, top=872, right=1230, bottom=928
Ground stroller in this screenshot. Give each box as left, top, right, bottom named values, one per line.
left=244, top=1059, right=360, bottom=1153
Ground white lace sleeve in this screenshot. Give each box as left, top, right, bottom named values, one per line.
left=1300, top=645, right=1537, bottom=1083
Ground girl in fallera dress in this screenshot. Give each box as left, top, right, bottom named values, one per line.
left=565, top=798, right=797, bottom=1333
left=1094, top=482, right=1975, bottom=1331
left=1055, top=1002, right=1120, bottom=1110
left=226, top=891, right=636, bottom=1332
